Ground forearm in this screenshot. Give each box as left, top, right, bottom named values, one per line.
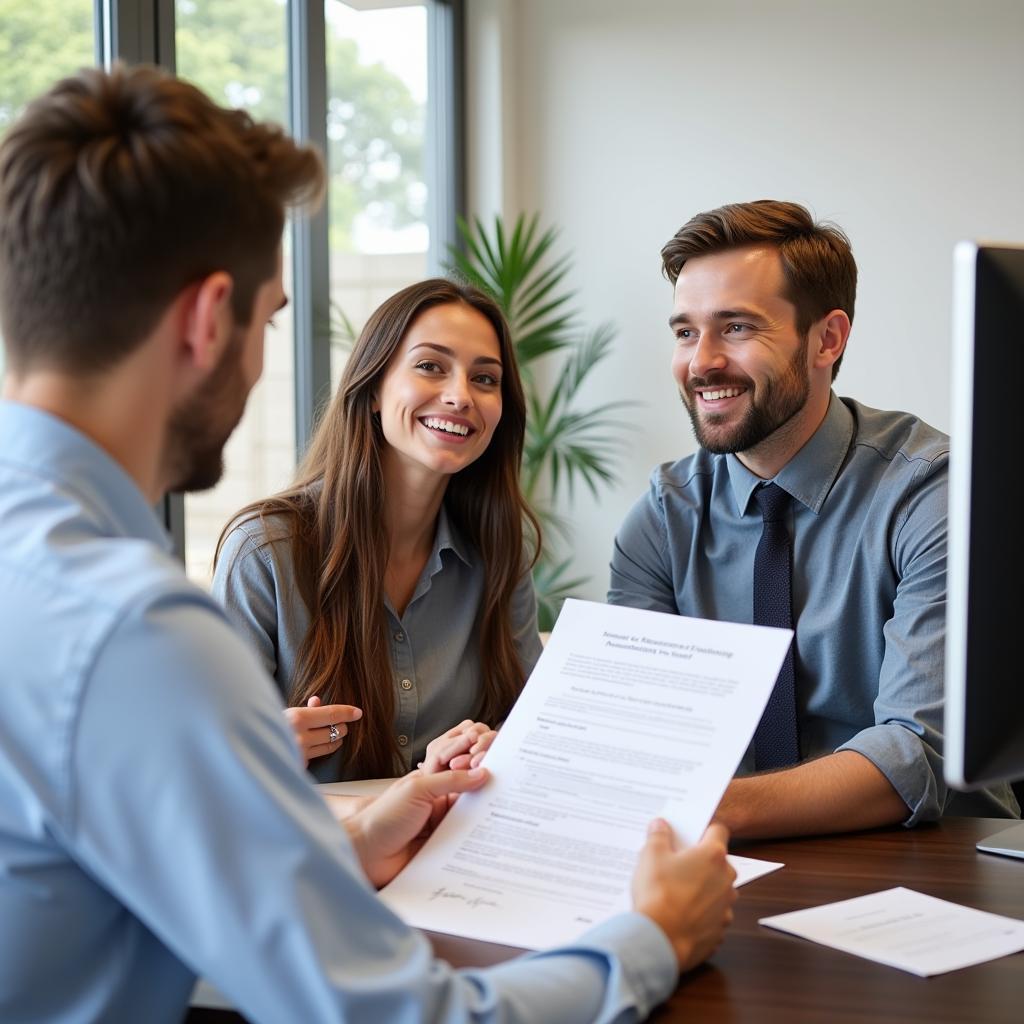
left=715, top=750, right=909, bottom=840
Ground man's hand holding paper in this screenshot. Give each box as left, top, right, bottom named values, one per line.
left=633, top=819, right=737, bottom=970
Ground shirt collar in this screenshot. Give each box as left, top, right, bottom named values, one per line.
left=433, top=502, right=473, bottom=569
left=0, top=400, right=172, bottom=551
left=726, top=392, right=855, bottom=517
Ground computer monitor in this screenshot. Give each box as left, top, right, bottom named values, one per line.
left=945, top=240, right=1024, bottom=858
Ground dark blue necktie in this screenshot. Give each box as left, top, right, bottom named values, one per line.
left=752, top=483, right=800, bottom=770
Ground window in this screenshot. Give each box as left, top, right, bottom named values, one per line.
left=325, top=1, right=430, bottom=386
left=0, top=0, right=461, bottom=577
left=175, top=0, right=297, bottom=582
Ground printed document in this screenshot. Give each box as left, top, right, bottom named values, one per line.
left=380, top=599, right=792, bottom=949
left=760, top=887, right=1024, bottom=975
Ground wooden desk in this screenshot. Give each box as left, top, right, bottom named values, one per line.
left=427, top=817, right=1023, bottom=1024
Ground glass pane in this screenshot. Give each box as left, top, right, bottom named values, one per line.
left=0, top=0, right=96, bottom=382
left=175, top=0, right=295, bottom=584
left=326, top=1, right=429, bottom=384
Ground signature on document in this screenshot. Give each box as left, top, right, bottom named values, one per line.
left=428, top=887, right=500, bottom=909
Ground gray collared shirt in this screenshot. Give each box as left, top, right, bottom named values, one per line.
left=213, top=503, right=543, bottom=780
left=609, top=394, right=1018, bottom=824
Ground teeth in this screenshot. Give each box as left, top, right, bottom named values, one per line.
left=701, top=387, right=744, bottom=401
left=423, top=416, right=470, bottom=436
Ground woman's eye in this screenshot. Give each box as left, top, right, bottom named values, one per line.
left=474, top=373, right=500, bottom=386
left=415, top=360, right=442, bottom=372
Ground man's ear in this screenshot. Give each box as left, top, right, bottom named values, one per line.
left=811, top=309, right=851, bottom=373
left=181, top=271, right=234, bottom=372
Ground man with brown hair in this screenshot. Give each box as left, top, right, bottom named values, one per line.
left=610, top=200, right=1019, bottom=839
left=0, top=66, right=736, bottom=1022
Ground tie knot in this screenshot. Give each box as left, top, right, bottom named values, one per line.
left=754, top=482, right=790, bottom=523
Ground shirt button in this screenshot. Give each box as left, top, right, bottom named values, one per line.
left=400, top=678, right=413, bottom=690
left=394, top=631, right=405, bottom=642
left=398, top=734, right=409, bottom=746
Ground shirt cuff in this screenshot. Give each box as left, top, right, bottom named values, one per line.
left=575, top=911, right=678, bottom=1015
left=836, top=724, right=941, bottom=826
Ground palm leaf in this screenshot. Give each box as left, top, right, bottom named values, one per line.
left=516, top=258, right=574, bottom=319
left=533, top=555, right=590, bottom=632
left=514, top=289, right=575, bottom=335
left=552, top=324, right=615, bottom=398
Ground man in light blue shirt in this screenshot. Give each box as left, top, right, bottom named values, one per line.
left=0, top=65, right=735, bottom=1022
left=610, top=200, right=1019, bottom=840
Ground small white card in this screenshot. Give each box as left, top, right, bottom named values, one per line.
left=730, top=854, right=783, bottom=888
left=760, top=886, right=1024, bottom=976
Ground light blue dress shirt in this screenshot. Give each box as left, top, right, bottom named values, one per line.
left=213, top=505, right=543, bottom=781
left=609, top=395, right=1019, bottom=823
left=0, top=400, right=676, bottom=1023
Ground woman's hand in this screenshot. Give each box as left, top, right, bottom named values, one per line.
left=420, top=719, right=497, bottom=772
left=345, top=768, right=490, bottom=887
left=284, top=695, right=362, bottom=766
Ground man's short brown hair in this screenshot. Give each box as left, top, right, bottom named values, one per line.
left=661, top=200, right=857, bottom=380
left=0, top=64, right=325, bottom=374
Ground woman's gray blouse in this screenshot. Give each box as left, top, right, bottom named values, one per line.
left=211, top=505, right=543, bottom=781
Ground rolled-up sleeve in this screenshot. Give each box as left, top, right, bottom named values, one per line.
left=836, top=457, right=948, bottom=825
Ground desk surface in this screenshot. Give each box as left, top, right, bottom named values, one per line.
left=427, top=817, right=1023, bottom=1024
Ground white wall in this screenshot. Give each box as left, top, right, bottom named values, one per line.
left=467, top=0, right=1024, bottom=600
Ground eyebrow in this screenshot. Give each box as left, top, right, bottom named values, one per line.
left=409, top=342, right=502, bottom=367
left=668, top=308, right=766, bottom=328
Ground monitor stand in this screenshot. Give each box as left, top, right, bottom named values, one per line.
left=976, top=822, right=1024, bottom=860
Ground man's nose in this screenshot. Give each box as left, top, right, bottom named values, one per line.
left=688, top=335, right=728, bottom=379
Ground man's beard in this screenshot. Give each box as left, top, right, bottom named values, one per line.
left=164, top=327, right=250, bottom=493
left=681, top=335, right=810, bottom=455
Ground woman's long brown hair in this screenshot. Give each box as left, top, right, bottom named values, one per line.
left=216, top=279, right=539, bottom=777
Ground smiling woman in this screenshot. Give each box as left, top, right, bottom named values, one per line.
left=211, top=279, right=542, bottom=781
left=375, top=303, right=505, bottom=485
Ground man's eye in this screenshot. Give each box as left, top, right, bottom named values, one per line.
left=267, top=317, right=278, bottom=329
left=726, top=323, right=752, bottom=334
left=675, top=329, right=695, bottom=341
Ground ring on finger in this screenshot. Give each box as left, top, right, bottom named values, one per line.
left=328, top=723, right=340, bottom=743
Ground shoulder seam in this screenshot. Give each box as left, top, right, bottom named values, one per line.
left=223, top=517, right=279, bottom=574
left=654, top=460, right=716, bottom=495
left=852, top=438, right=949, bottom=471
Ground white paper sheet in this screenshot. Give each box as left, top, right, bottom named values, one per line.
left=730, top=854, right=784, bottom=887
left=317, top=782, right=782, bottom=890
left=759, top=886, right=1024, bottom=976
left=379, top=599, right=792, bottom=949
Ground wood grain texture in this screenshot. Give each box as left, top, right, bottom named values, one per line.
left=429, top=818, right=1024, bottom=1023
